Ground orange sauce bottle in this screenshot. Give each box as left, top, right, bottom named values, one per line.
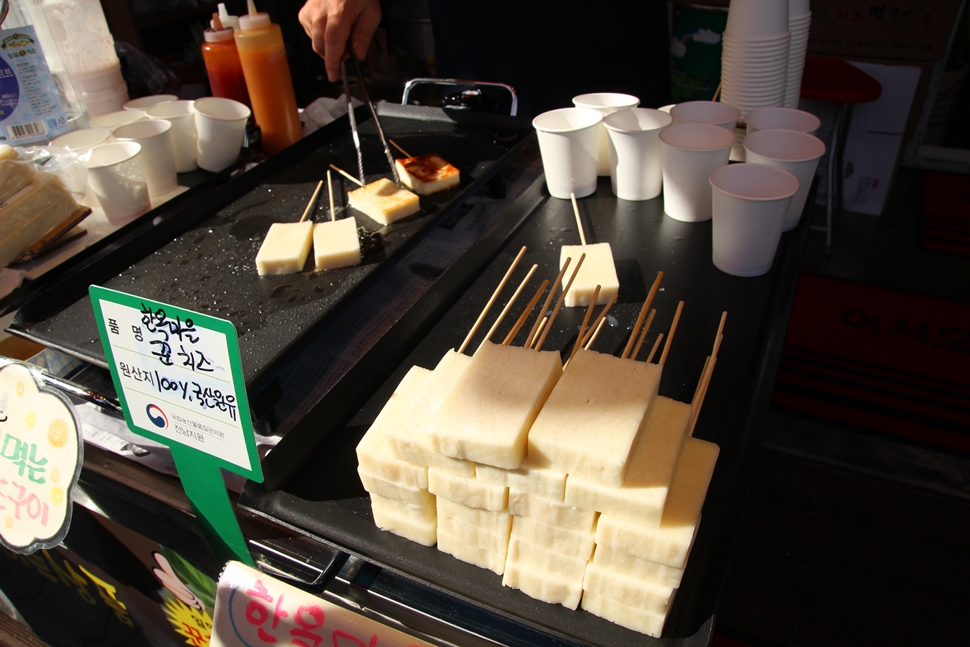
left=234, top=0, right=302, bottom=155
left=201, top=21, right=251, bottom=109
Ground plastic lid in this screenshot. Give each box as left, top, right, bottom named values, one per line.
left=239, top=12, right=270, bottom=29
left=204, top=27, right=234, bottom=42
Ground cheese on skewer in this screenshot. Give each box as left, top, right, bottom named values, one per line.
left=255, top=220, right=314, bottom=275
left=476, top=460, right=567, bottom=502
left=580, top=590, right=668, bottom=638
left=563, top=395, right=691, bottom=526
left=528, top=349, right=661, bottom=488
left=559, top=243, right=618, bottom=308
left=370, top=492, right=437, bottom=546
left=428, top=467, right=508, bottom=511
left=313, top=216, right=361, bottom=270
left=348, top=178, right=420, bottom=226
left=395, top=154, right=460, bottom=195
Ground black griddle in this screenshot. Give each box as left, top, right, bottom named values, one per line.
left=240, top=177, right=815, bottom=646
left=8, top=104, right=532, bottom=394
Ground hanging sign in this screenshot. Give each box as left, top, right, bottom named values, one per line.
left=212, top=561, right=435, bottom=647
left=0, top=359, right=82, bottom=554
left=90, top=286, right=262, bottom=565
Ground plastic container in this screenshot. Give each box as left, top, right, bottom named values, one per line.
left=202, top=26, right=251, bottom=109
left=234, top=0, right=302, bottom=154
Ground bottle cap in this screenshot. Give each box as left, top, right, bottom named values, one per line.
left=217, top=3, right=241, bottom=31
left=204, top=27, right=234, bottom=43
left=239, top=12, right=270, bottom=30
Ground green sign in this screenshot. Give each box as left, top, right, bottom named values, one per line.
left=90, top=286, right=262, bottom=565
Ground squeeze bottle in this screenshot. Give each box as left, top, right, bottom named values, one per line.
left=234, top=0, right=302, bottom=154
left=202, top=15, right=251, bottom=108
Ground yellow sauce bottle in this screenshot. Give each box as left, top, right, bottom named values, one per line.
left=234, top=0, right=302, bottom=155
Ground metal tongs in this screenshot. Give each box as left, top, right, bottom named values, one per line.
left=341, top=52, right=401, bottom=187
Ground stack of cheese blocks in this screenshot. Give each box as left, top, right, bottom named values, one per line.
left=355, top=341, right=719, bottom=638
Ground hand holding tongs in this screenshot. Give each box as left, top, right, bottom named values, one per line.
left=341, top=52, right=401, bottom=187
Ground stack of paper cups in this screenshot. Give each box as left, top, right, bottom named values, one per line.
left=720, top=0, right=790, bottom=116
left=785, top=0, right=812, bottom=108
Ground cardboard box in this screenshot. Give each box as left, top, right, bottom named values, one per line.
left=807, top=0, right=962, bottom=62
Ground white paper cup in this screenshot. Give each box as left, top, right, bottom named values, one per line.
left=73, top=64, right=124, bottom=93
left=113, top=119, right=178, bottom=197
left=745, top=107, right=820, bottom=136
left=709, top=163, right=799, bottom=276
left=124, top=94, right=178, bottom=112
left=743, top=129, right=825, bottom=230
left=52, top=127, right=113, bottom=153
left=572, top=93, right=640, bottom=176
left=660, top=123, right=736, bottom=222
left=533, top=107, right=603, bottom=199
left=670, top=101, right=741, bottom=131
left=89, top=109, right=146, bottom=131
left=86, top=141, right=152, bottom=225
left=146, top=100, right=197, bottom=173
left=724, top=0, right=789, bottom=40
left=193, top=97, right=251, bottom=172
left=604, top=108, right=672, bottom=201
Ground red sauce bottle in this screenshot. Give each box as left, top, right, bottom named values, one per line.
left=201, top=22, right=251, bottom=109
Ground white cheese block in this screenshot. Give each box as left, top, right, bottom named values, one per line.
left=369, top=492, right=437, bottom=546
left=436, top=497, right=511, bottom=536
left=358, top=467, right=434, bottom=508
left=564, top=395, right=691, bottom=526
left=395, top=154, right=460, bottom=195
left=591, top=544, right=685, bottom=589
left=507, top=488, right=597, bottom=533
left=580, top=589, right=668, bottom=638
left=510, top=514, right=595, bottom=562
left=437, top=513, right=510, bottom=553
left=428, top=467, right=507, bottom=511
left=0, top=172, right=80, bottom=268
left=529, top=349, right=661, bottom=488
left=559, top=243, right=618, bottom=308
left=582, top=562, right=674, bottom=614
left=437, top=527, right=507, bottom=574
left=477, top=460, right=567, bottom=502
left=426, top=341, right=562, bottom=469
left=255, top=221, right=314, bottom=275
left=355, top=366, right=432, bottom=490
left=385, top=350, right=476, bottom=477
left=502, top=563, right=583, bottom=610
left=0, top=160, right=35, bottom=204
left=594, top=437, right=719, bottom=568
left=505, top=536, right=588, bottom=583
left=313, top=217, right=360, bottom=271
left=348, top=178, right=420, bottom=226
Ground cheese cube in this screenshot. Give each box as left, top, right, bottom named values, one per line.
left=507, top=488, right=597, bottom=533
left=0, top=160, right=35, bottom=204
left=580, top=590, right=668, bottom=638
left=355, top=366, right=432, bottom=489
left=348, top=178, right=419, bottom=226
left=591, top=544, right=684, bottom=589
left=426, top=341, right=562, bottom=469
left=255, top=221, right=313, bottom=275
left=369, top=492, right=437, bottom=546
left=477, top=460, right=567, bottom=502
left=505, top=536, right=588, bottom=583
left=436, top=497, right=511, bottom=536
left=502, top=563, right=583, bottom=610
left=437, top=527, right=507, bottom=574
left=563, top=396, right=691, bottom=525
left=385, top=350, right=476, bottom=477
left=528, top=349, right=661, bottom=488
left=510, top=515, right=595, bottom=562
left=594, top=437, right=719, bottom=568
left=0, top=172, right=80, bottom=268
left=313, top=217, right=360, bottom=271
left=559, top=243, right=618, bottom=308
left=428, top=467, right=507, bottom=511
left=582, top=562, right=674, bottom=614
left=358, top=467, right=434, bottom=508
left=437, top=513, right=510, bottom=553
left=395, top=154, right=460, bottom=195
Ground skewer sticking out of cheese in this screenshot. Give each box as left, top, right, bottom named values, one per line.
left=255, top=180, right=324, bottom=276
left=558, top=194, right=618, bottom=308
left=313, top=170, right=361, bottom=271
left=348, top=178, right=420, bottom=226
left=389, top=140, right=460, bottom=195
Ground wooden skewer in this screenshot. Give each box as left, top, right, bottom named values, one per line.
left=389, top=139, right=411, bottom=158
left=712, top=80, right=723, bottom=102
left=299, top=180, right=325, bottom=222
left=689, top=356, right=718, bottom=437
left=692, top=356, right=711, bottom=404
left=631, top=308, right=657, bottom=360
left=658, top=301, right=685, bottom=366
left=504, top=279, right=548, bottom=346
left=458, top=246, right=527, bottom=354
left=570, top=192, right=587, bottom=246
left=535, top=253, right=586, bottom=352
left=327, top=170, right=336, bottom=222
left=622, top=272, right=663, bottom=359
left=479, top=264, right=538, bottom=352
left=329, top=163, right=363, bottom=187
left=712, top=311, right=728, bottom=358
left=525, top=258, right=571, bottom=349
left=568, top=285, right=601, bottom=363
left=530, top=317, right=549, bottom=349
left=645, top=333, right=664, bottom=363
left=584, top=317, right=606, bottom=350
left=578, top=292, right=618, bottom=348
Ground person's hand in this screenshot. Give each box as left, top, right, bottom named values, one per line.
left=299, top=0, right=382, bottom=83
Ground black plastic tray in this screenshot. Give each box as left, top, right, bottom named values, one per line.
left=241, top=177, right=815, bottom=646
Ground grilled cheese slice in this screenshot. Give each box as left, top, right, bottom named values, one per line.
left=395, top=154, right=460, bottom=195
left=348, top=178, right=419, bottom=226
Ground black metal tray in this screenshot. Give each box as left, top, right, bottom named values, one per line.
left=241, top=177, right=815, bottom=646
left=8, top=103, right=532, bottom=392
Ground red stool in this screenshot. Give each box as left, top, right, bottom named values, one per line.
left=800, top=56, right=882, bottom=251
